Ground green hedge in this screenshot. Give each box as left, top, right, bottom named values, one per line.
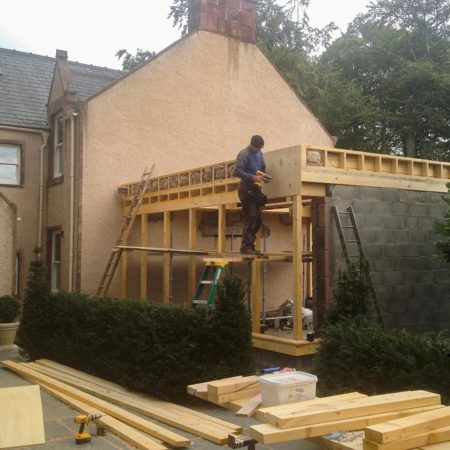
left=17, top=261, right=255, bottom=400
left=315, top=318, right=450, bottom=403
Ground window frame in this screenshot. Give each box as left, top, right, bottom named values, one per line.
left=0, top=142, right=23, bottom=187
left=47, top=227, right=62, bottom=293
left=53, top=113, right=64, bottom=179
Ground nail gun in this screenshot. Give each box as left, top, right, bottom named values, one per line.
left=254, top=170, right=272, bottom=187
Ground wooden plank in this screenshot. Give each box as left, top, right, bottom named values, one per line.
left=163, top=211, right=171, bottom=303
left=265, top=391, right=441, bottom=429
left=188, top=208, right=198, bottom=302
left=256, top=392, right=369, bottom=422
left=365, top=406, right=450, bottom=444
left=218, top=204, right=226, bottom=253
left=27, top=360, right=241, bottom=443
left=292, top=194, right=303, bottom=339
left=250, top=405, right=444, bottom=445
left=140, top=214, right=148, bottom=300
left=42, top=386, right=167, bottom=450
left=363, top=426, right=450, bottom=450
left=251, top=260, right=262, bottom=333
left=209, top=386, right=261, bottom=404
left=0, top=385, right=45, bottom=449
left=251, top=332, right=320, bottom=357
left=236, top=394, right=262, bottom=417
left=5, top=362, right=190, bottom=448
left=207, top=375, right=259, bottom=395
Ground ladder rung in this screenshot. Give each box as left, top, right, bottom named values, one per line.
left=200, top=281, right=215, bottom=285
left=193, top=300, right=208, bottom=305
left=342, top=226, right=356, bottom=228
left=347, top=240, right=359, bottom=242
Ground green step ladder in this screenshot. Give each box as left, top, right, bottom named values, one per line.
left=192, top=258, right=231, bottom=308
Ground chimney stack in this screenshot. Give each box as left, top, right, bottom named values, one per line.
left=188, top=0, right=257, bottom=43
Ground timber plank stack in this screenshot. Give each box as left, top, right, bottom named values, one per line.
left=2, top=359, right=243, bottom=448
left=249, top=390, right=450, bottom=450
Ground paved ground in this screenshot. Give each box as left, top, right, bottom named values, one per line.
left=0, top=346, right=322, bottom=450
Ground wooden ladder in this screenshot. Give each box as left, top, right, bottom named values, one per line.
left=332, top=205, right=384, bottom=325
left=96, top=165, right=154, bottom=297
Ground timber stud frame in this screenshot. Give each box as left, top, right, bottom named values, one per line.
left=118, top=144, right=450, bottom=355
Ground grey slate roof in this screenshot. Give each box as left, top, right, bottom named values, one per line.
left=0, top=48, right=123, bottom=129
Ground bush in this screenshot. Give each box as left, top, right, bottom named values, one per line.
left=17, top=268, right=254, bottom=400
left=0, top=296, right=20, bottom=323
left=326, top=253, right=379, bottom=325
left=315, top=318, right=450, bottom=403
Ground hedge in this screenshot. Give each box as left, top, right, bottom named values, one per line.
left=17, top=258, right=255, bottom=400
left=315, top=318, right=450, bottom=403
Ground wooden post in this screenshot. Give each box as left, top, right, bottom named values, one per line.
left=306, top=219, right=313, bottom=299
left=120, top=249, right=128, bottom=298
left=140, top=214, right=148, bottom=300
left=188, top=208, right=197, bottom=303
left=251, top=260, right=261, bottom=333
left=218, top=204, right=226, bottom=253
left=163, top=211, right=171, bottom=303
left=293, top=195, right=304, bottom=340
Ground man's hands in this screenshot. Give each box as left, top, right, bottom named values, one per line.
left=251, top=174, right=264, bottom=183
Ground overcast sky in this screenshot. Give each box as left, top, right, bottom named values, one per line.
left=0, top=0, right=372, bottom=69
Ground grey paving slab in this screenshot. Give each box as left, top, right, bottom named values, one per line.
left=0, top=346, right=321, bottom=449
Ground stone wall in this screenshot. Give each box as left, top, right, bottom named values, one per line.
left=327, top=185, right=450, bottom=331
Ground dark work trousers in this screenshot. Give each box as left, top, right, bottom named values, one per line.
left=238, top=185, right=262, bottom=251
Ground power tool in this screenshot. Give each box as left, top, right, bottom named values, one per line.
left=228, top=433, right=257, bottom=449
left=74, top=414, right=102, bottom=444
left=254, top=170, right=272, bottom=187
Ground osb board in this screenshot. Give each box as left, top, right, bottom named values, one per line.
left=263, top=146, right=302, bottom=198
left=0, top=385, right=45, bottom=449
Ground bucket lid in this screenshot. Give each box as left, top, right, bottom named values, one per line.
left=259, top=371, right=317, bottom=385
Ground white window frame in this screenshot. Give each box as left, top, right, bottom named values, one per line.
left=0, top=143, right=21, bottom=185
left=53, top=114, right=63, bottom=178
left=50, top=230, right=62, bottom=293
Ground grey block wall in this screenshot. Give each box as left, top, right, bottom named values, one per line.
left=329, top=185, right=450, bottom=331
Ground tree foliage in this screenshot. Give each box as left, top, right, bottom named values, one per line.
left=116, top=48, right=155, bottom=71
left=318, top=0, right=450, bottom=158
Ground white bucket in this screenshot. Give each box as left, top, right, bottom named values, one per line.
left=259, top=371, right=318, bottom=407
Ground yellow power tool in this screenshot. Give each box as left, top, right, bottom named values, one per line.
left=254, top=170, right=272, bottom=187
left=74, top=414, right=102, bottom=444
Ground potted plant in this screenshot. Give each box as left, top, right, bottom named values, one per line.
left=0, top=295, right=21, bottom=346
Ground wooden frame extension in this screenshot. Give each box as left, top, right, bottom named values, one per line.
left=118, top=144, right=450, bottom=354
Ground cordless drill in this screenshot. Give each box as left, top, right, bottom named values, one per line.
left=74, top=414, right=102, bottom=444
left=254, top=170, right=272, bottom=187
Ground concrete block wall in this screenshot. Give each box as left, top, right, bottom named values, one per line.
left=329, top=185, right=450, bottom=331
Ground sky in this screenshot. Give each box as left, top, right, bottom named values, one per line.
left=0, top=0, right=372, bottom=70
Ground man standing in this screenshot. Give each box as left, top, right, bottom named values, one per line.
left=233, top=135, right=268, bottom=255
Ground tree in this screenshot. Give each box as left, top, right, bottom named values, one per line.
left=116, top=49, right=155, bottom=71
left=318, top=0, right=450, bottom=158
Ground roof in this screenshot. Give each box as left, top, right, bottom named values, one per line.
left=0, top=48, right=123, bottom=129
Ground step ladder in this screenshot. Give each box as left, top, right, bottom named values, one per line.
left=192, top=258, right=230, bottom=308
left=96, top=165, right=154, bottom=297
left=332, top=205, right=384, bottom=325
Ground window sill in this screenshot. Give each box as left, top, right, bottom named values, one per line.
left=47, top=176, right=64, bottom=187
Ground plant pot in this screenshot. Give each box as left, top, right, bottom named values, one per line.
left=0, top=322, right=19, bottom=346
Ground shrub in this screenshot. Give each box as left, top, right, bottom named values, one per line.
left=326, top=253, right=378, bottom=325
left=315, top=317, right=450, bottom=403
left=0, top=296, right=20, bottom=323
left=17, top=269, right=254, bottom=400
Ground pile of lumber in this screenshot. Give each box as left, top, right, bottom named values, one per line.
left=2, top=359, right=243, bottom=449
left=188, top=375, right=262, bottom=417
left=249, top=390, right=450, bottom=450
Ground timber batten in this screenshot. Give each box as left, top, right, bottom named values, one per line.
left=117, top=145, right=450, bottom=356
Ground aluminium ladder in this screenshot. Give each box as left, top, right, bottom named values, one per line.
left=96, top=165, right=154, bottom=297
left=332, top=205, right=384, bottom=325
left=192, top=258, right=230, bottom=308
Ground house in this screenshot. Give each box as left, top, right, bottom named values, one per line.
left=1, top=0, right=448, bottom=350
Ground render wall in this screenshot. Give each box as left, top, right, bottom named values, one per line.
left=329, top=186, right=450, bottom=331
left=0, top=129, right=43, bottom=296
left=80, top=30, right=333, bottom=295
left=0, top=193, right=15, bottom=295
